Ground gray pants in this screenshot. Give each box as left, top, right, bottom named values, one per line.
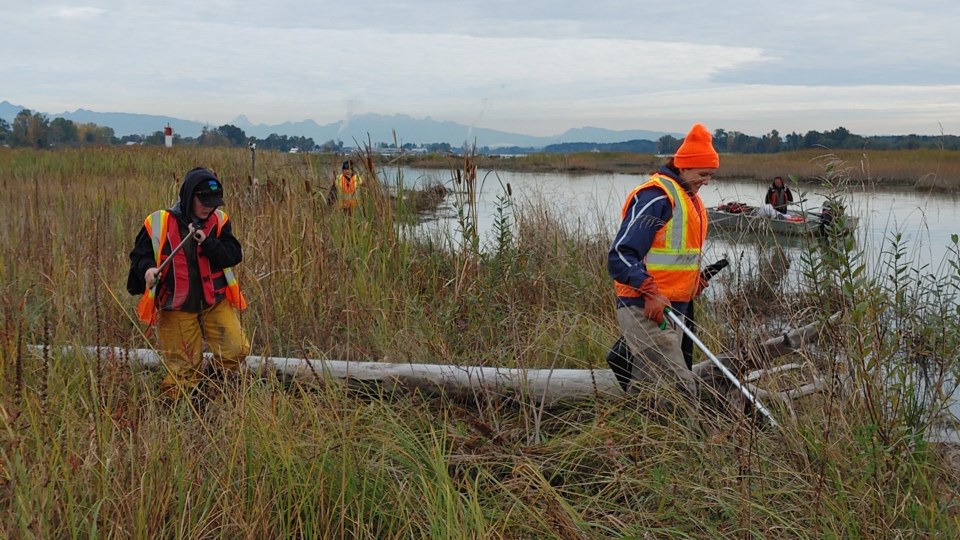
left=616, top=305, right=698, bottom=408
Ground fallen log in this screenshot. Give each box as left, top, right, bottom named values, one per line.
left=31, top=346, right=623, bottom=406
left=29, top=311, right=836, bottom=408
left=755, top=312, right=842, bottom=361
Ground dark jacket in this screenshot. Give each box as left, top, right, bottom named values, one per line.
left=765, top=184, right=794, bottom=212
left=126, top=168, right=242, bottom=312
left=607, top=165, right=691, bottom=316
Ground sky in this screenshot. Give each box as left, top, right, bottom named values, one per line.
left=3, top=0, right=960, bottom=137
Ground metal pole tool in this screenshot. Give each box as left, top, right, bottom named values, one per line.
left=665, top=307, right=779, bottom=429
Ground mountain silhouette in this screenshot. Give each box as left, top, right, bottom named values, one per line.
left=0, top=100, right=676, bottom=148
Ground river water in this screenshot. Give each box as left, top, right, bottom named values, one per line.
left=395, top=166, right=960, bottom=435
left=399, top=167, right=960, bottom=277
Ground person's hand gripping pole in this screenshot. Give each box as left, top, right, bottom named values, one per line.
left=638, top=278, right=671, bottom=326
left=144, top=223, right=201, bottom=289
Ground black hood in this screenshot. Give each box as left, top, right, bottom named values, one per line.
left=170, top=167, right=221, bottom=222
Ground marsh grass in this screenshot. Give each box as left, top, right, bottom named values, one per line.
left=399, top=148, right=960, bottom=190
left=1, top=146, right=959, bottom=537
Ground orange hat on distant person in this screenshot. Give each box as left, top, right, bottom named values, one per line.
left=673, top=123, right=719, bottom=169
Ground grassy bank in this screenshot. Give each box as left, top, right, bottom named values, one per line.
left=1, top=146, right=959, bottom=537
left=395, top=148, right=960, bottom=191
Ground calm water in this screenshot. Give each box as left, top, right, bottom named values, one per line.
left=400, top=167, right=960, bottom=276
left=395, top=166, right=960, bottom=435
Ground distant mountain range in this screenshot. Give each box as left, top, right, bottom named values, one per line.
left=0, top=100, right=677, bottom=149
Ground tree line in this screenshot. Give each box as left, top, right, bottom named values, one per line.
left=659, top=127, right=960, bottom=153
left=3, top=108, right=959, bottom=153
left=0, top=109, right=319, bottom=153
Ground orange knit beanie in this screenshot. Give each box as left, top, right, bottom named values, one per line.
left=673, top=123, right=719, bottom=169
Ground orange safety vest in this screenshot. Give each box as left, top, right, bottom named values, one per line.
left=336, top=173, right=361, bottom=209
left=136, top=209, right=247, bottom=324
left=768, top=188, right=789, bottom=208
left=613, top=173, right=707, bottom=302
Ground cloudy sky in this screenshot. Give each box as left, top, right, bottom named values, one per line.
left=3, top=0, right=959, bottom=137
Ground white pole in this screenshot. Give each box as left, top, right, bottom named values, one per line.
left=665, top=308, right=780, bottom=429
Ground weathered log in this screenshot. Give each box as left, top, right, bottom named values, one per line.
left=29, top=312, right=838, bottom=408
left=32, top=346, right=623, bottom=406
left=756, top=312, right=842, bottom=361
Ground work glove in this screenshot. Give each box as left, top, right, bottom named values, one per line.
left=638, top=278, right=670, bottom=325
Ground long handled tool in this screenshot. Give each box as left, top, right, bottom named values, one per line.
left=664, top=307, right=780, bottom=429
left=150, top=226, right=199, bottom=288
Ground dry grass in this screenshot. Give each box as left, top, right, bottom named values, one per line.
left=1, top=146, right=959, bottom=538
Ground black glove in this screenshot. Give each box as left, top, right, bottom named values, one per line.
left=702, top=258, right=729, bottom=281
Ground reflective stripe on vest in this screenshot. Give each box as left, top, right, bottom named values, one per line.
left=136, top=209, right=246, bottom=324
left=337, top=174, right=359, bottom=199
left=613, top=174, right=707, bottom=302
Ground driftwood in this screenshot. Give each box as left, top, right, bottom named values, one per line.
left=31, top=346, right=622, bottom=406
left=27, top=313, right=835, bottom=408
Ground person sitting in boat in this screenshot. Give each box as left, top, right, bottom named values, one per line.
left=765, top=176, right=794, bottom=213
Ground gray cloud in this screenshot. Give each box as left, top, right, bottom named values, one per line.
left=2, top=0, right=959, bottom=136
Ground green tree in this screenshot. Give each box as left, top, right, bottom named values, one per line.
left=657, top=134, right=680, bottom=154
left=426, top=142, right=452, bottom=153
left=803, top=130, right=823, bottom=148
left=144, top=130, right=166, bottom=146
left=216, top=124, right=248, bottom=146
left=784, top=132, right=803, bottom=150
left=198, top=126, right=229, bottom=147
left=319, top=139, right=343, bottom=152
left=76, top=123, right=114, bottom=145
left=712, top=128, right=728, bottom=152
left=0, top=118, right=9, bottom=145
left=762, top=129, right=782, bottom=153
left=48, top=117, right=79, bottom=146
left=11, top=109, right=50, bottom=148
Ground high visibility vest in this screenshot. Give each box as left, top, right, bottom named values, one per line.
left=336, top=173, right=361, bottom=209
left=613, top=174, right=707, bottom=302
left=136, top=209, right=246, bottom=324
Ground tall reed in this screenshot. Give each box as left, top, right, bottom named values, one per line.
left=1, top=146, right=958, bottom=537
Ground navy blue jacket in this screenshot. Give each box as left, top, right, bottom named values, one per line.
left=608, top=166, right=691, bottom=316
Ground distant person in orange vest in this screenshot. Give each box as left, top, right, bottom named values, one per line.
left=765, top=175, right=793, bottom=214
left=329, top=160, right=363, bottom=212
left=126, top=167, right=249, bottom=402
left=607, top=123, right=718, bottom=414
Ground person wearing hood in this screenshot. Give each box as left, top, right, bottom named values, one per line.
left=607, top=123, right=717, bottom=415
left=127, top=167, right=249, bottom=401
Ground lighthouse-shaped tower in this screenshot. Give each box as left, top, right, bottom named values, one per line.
left=164, top=124, right=173, bottom=148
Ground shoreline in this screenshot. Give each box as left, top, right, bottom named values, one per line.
left=383, top=149, right=960, bottom=192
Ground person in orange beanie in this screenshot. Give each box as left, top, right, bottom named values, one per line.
left=607, top=123, right=719, bottom=418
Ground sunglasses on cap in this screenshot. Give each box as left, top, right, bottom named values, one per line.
left=199, top=179, right=220, bottom=192
left=195, top=180, right=221, bottom=195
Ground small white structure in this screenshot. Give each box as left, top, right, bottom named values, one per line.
left=164, top=124, right=173, bottom=148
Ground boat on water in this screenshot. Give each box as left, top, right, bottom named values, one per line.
left=707, top=202, right=858, bottom=237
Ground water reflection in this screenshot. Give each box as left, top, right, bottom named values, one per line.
left=397, top=166, right=960, bottom=278
left=391, top=166, right=960, bottom=432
